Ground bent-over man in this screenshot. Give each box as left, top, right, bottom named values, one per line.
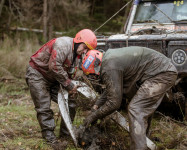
left=81, top=47, right=177, bottom=150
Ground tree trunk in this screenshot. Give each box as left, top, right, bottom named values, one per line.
left=7, top=0, right=13, bottom=31
left=48, top=0, right=54, bottom=40
left=43, top=0, right=48, bottom=41
left=90, top=0, right=95, bottom=16
left=0, top=0, right=5, bottom=17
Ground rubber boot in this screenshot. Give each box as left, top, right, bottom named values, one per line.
left=42, top=130, right=67, bottom=150
left=42, top=130, right=57, bottom=143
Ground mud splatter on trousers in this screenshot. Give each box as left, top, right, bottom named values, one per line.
left=128, top=71, right=177, bottom=150
left=25, top=66, right=76, bottom=138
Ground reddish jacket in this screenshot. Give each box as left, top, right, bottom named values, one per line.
left=29, top=37, right=76, bottom=90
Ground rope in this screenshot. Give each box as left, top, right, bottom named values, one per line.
left=94, top=0, right=133, bottom=32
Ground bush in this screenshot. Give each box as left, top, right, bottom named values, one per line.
left=0, top=34, right=40, bottom=79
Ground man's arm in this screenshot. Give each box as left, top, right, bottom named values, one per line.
left=49, top=43, right=75, bottom=91
left=84, top=69, right=124, bottom=127
left=94, top=90, right=107, bottom=108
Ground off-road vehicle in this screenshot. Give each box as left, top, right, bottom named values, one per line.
left=97, top=0, right=187, bottom=119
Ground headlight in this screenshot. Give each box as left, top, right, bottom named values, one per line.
left=172, top=49, right=186, bottom=65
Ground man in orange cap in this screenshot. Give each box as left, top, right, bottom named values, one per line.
left=26, top=29, right=97, bottom=149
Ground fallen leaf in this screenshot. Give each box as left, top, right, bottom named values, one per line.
left=81, top=141, right=85, bottom=146
left=112, top=141, right=116, bottom=146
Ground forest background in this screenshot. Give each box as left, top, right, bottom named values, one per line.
left=0, top=0, right=131, bottom=78
left=0, top=0, right=187, bottom=150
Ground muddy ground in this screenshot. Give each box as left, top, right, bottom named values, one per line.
left=0, top=78, right=187, bottom=150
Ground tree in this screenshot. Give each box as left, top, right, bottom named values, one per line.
left=48, top=0, right=54, bottom=40
left=43, top=0, right=48, bottom=41
left=0, top=0, right=5, bottom=17
left=90, top=0, right=95, bottom=16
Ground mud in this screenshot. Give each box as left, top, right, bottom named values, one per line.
left=78, top=120, right=129, bottom=150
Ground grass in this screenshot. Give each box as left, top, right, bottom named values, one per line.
left=0, top=80, right=50, bottom=150
left=0, top=79, right=85, bottom=150
left=0, top=34, right=40, bottom=79
left=0, top=79, right=186, bottom=150
left=0, top=79, right=74, bottom=150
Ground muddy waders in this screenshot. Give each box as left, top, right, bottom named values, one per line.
left=128, top=72, right=177, bottom=150
left=26, top=66, right=75, bottom=148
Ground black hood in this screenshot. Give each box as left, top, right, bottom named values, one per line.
left=72, top=43, right=81, bottom=64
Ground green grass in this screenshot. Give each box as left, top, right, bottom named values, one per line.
left=150, top=117, right=187, bottom=150
left=0, top=79, right=187, bottom=149
left=0, top=80, right=80, bottom=150
left=0, top=91, right=49, bottom=149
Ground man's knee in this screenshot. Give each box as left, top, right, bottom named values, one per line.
left=128, top=102, right=140, bottom=116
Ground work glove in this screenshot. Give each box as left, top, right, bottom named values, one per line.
left=76, top=125, right=86, bottom=140
left=68, top=85, right=77, bottom=95
left=83, top=111, right=98, bottom=128
left=91, top=105, right=98, bottom=112
left=68, top=85, right=80, bottom=98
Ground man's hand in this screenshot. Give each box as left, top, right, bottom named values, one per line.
left=68, top=85, right=78, bottom=97
left=83, top=112, right=97, bottom=128
left=68, top=85, right=77, bottom=95
left=76, top=125, right=86, bottom=140
left=92, top=105, right=98, bottom=111
left=68, top=85, right=78, bottom=98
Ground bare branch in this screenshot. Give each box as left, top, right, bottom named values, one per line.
left=155, top=111, right=187, bottom=126
left=0, top=0, right=5, bottom=17
left=43, top=0, right=48, bottom=41
left=11, top=0, right=24, bottom=23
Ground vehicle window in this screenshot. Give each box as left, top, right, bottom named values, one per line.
left=134, top=0, right=187, bottom=23
left=172, top=1, right=187, bottom=21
